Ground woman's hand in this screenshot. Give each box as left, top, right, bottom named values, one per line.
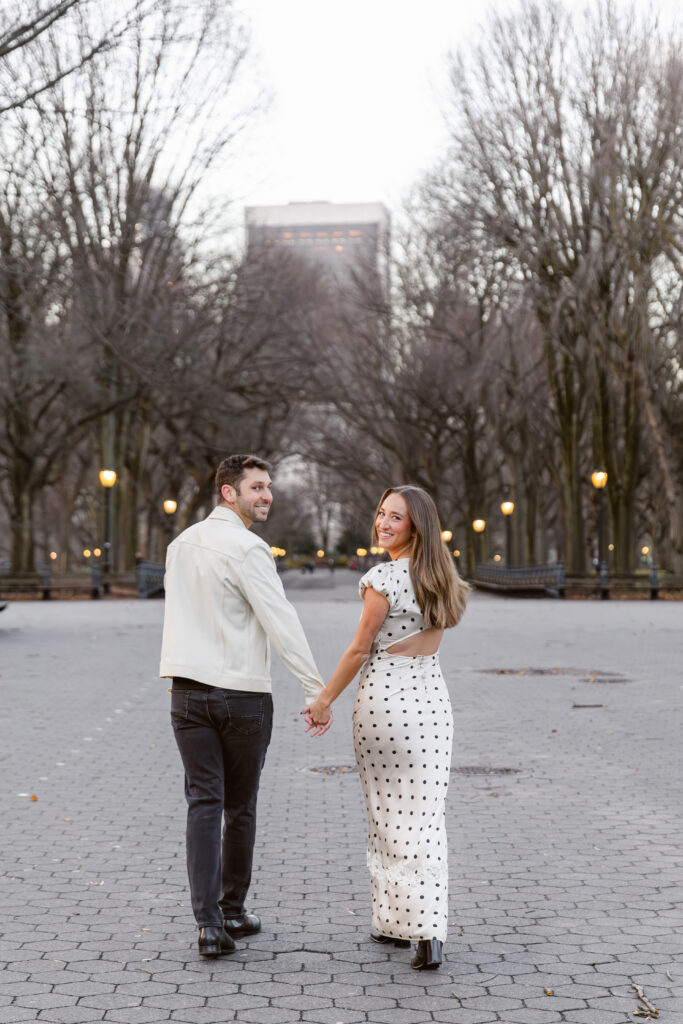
left=299, top=590, right=387, bottom=739
left=301, top=696, right=332, bottom=736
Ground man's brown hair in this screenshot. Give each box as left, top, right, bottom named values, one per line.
left=215, top=454, right=271, bottom=498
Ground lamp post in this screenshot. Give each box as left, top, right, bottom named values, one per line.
left=472, top=518, right=486, bottom=565
left=163, top=498, right=177, bottom=549
left=591, top=470, right=609, bottom=599
left=99, top=469, right=117, bottom=595
left=591, top=470, right=608, bottom=570
left=500, top=501, right=514, bottom=567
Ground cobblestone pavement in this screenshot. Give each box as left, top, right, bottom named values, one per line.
left=1, top=573, right=682, bottom=1024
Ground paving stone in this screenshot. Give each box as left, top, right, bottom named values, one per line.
left=0, top=1011, right=41, bottom=1023
left=558, top=1013, right=635, bottom=1024
left=239, top=981, right=301, bottom=997
left=104, top=1008, right=178, bottom=1023
left=301, top=1011, right=365, bottom=1024
left=205, top=995, right=268, bottom=1011
left=35, top=1007, right=108, bottom=1024
left=145, top=995, right=207, bottom=1010
left=78, top=995, right=144, bottom=1010
left=431, top=1013, right=500, bottom=1024
left=169, top=1011, right=237, bottom=1024
left=232, top=1011, right=301, bottom=1024
left=455, top=995, right=525, bottom=1011
left=113, top=982, right=179, bottom=997
left=53, top=981, right=117, bottom=996
left=269, top=993, right=334, bottom=1009
left=14, top=994, right=76, bottom=1010
left=368, top=1010, right=436, bottom=1024
left=316, top=994, right=392, bottom=1010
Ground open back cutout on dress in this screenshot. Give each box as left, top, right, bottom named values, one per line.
left=359, top=559, right=444, bottom=657
left=385, top=627, right=443, bottom=656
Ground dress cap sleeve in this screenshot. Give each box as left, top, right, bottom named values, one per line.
left=359, top=563, right=392, bottom=602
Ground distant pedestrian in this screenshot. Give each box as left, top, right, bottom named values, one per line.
left=160, top=454, right=331, bottom=958
left=304, top=486, right=468, bottom=970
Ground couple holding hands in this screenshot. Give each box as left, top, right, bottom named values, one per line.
left=160, top=454, right=468, bottom=970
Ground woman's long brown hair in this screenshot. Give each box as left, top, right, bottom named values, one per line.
left=371, top=486, right=469, bottom=628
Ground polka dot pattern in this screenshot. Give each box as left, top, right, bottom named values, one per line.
left=353, top=560, right=453, bottom=942
left=359, top=560, right=427, bottom=649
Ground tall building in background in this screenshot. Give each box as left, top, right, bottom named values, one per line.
left=245, top=201, right=390, bottom=289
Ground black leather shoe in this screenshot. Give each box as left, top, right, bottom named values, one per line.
left=198, top=926, right=236, bottom=958
left=223, top=911, right=261, bottom=938
left=411, top=938, right=443, bottom=970
left=370, top=930, right=411, bottom=948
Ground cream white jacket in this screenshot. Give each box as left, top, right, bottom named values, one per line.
left=159, top=506, right=324, bottom=704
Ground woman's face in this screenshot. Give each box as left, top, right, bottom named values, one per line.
left=375, top=492, right=413, bottom=557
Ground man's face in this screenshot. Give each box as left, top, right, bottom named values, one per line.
left=223, top=467, right=273, bottom=527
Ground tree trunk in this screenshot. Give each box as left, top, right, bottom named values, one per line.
left=545, top=343, right=586, bottom=574
left=10, top=484, right=35, bottom=572
left=639, top=369, right=683, bottom=573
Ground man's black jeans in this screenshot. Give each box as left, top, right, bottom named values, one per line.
left=171, top=678, right=273, bottom=928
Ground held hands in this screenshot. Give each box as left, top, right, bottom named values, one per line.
left=301, top=695, right=333, bottom=737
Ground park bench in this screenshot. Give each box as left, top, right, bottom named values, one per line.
left=0, top=568, right=101, bottom=600
left=0, top=562, right=166, bottom=600
left=472, top=562, right=566, bottom=598
left=136, top=560, right=165, bottom=598
left=564, top=566, right=683, bottom=600
left=474, top=564, right=681, bottom=600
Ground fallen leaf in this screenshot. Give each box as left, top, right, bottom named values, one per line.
left=544, top=989, right=554, bottom=996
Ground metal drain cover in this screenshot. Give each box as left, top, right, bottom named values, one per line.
left=481, top=668, right=564, bottom=676
left=481, top=667, right=630, bottom=684
left=584, top=673, right=629, bottom=683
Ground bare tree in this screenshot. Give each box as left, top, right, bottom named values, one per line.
left=24, top=0, right=260, bottom=566
left=0, top=0, right=158, bottom=113
left=440, top=0, right=683, bottom=572
left=0, top=121, right=105, bottom=571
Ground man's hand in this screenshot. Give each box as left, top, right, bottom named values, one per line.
left=301, top=697, right=332, bottom=737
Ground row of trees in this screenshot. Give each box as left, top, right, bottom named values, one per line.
left=308, top=0, right=683, bottom=576
left=1, top=0, right=681, bottom=575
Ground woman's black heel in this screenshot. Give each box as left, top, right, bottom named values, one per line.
left=411, top=938, right=443, bottom=970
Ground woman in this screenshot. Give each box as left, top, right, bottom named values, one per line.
left=304, top=486, right=469, bottom=970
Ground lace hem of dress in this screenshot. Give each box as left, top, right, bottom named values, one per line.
left=367, top=854, right=447, bottom=889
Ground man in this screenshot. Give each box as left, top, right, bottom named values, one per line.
left=160, top=454, right=331, bottom=958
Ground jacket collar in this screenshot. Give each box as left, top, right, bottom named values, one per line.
left=209, top=505, right=249, bottom=530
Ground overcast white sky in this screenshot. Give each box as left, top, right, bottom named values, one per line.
left=239, top=0, right=463, bottom=210
left=232, top=0, right=679, bottom=216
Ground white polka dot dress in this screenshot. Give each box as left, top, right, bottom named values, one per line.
left=353, top=559, right=453, bottom=943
